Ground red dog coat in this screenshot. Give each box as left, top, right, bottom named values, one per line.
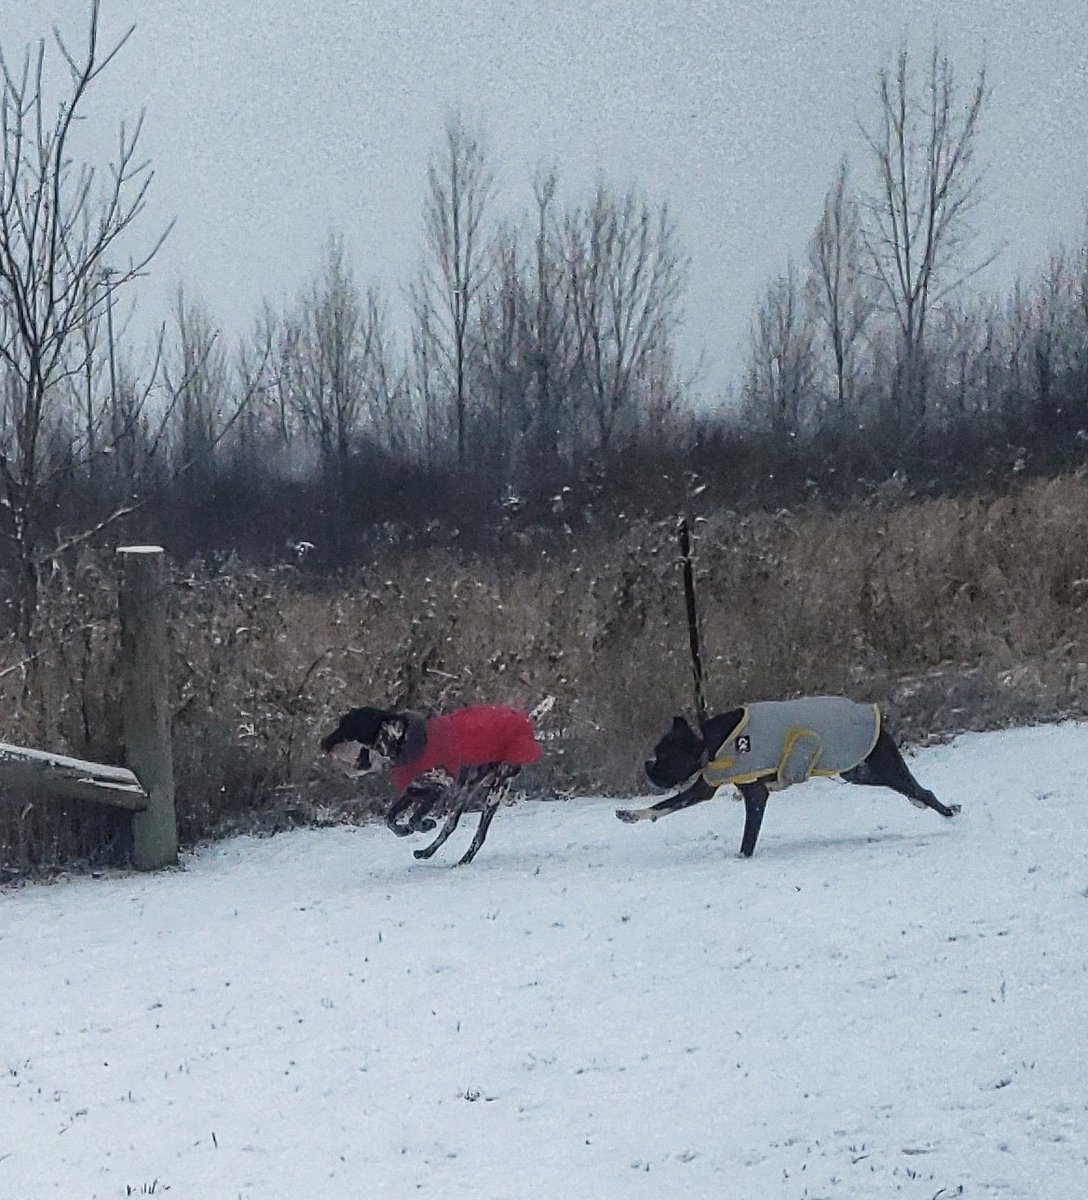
left=391, top=705, right=542, bottom=795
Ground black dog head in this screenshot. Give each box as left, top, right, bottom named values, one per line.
left=644, top=715, right=706, bottom=789
left=321, top=706, right=416, bottom=777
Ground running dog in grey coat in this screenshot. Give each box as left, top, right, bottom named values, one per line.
left=617, top=697, right=958, bottom=857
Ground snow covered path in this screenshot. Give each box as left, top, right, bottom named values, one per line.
left=2, top=724, right=1087, bottom=1198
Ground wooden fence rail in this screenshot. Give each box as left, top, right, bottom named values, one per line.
left=0, top=743, right=147, bottom=808
left=0, top=545, right=177, bottom=870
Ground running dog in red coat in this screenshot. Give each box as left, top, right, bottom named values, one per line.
left=321, top=704, right=543, bottom=865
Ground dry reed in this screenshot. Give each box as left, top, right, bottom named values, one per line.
left=5, top=474, right=1088, bottom=874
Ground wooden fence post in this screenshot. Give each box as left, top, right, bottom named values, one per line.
left=117, top=546, right=177, bottom=869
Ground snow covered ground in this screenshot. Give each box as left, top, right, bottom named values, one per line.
left=2, top=723, right=1087, bottom=1199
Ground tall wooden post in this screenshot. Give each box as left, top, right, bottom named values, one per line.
left=117, top=546, right=177, bottom=869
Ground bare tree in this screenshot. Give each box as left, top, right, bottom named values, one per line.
left=1029, top=250, right=1077, bottom=415
left=744, top=261, right=817, bottom=437
left=474, top=225, right=526, bottom=489
left=356, top=291, right=407, bottom=458
left=231, top=304, right=285, bottom=474
left=279, top=235, right=370, bottom=482
left=71, top=272, right=106, bottom=474
left=1076, top=213, right=1088, bottom=386
left=420, top=113, right=494, bottom=470
left=520, top=168, right=574, bottom=477
left=163, top=288, right=228, bottom=476
left=860, top=44, right=991, bottom=428
left=566, top=184, right=685, bottom=456
left=807, top=159, right=876, bottom=421
left=0, top=1, right=170, bottom=630
left=927, top=296, right=989, bottom=422
left=407, top=272, right=444, bottom=472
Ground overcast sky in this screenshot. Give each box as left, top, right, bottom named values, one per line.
left=8, top=0, right=1088, bottom=397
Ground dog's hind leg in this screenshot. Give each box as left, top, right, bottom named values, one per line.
left=737, top=780, right=770, bottom=857
left=843, top=728, right=959, bottom=817
left=456, top=767, right=517, bottom=866
left=413, top=787, right=470, bottom=859
left=457, top=785, right=502, bottom=866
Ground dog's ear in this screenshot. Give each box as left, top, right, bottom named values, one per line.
left=320, top=710, right=360, bottom=752
left=671, top=715, right=693, bottom=737
left=395, top=711, right=428, bottom=762
left=321, top=706, right=387, bottom=753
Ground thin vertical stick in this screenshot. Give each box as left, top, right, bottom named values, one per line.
left=677, top=517, right=707, bottom=727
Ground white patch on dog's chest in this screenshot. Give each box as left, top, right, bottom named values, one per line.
left=329, top=741, right=361, bottom=769
left=329, top=739, right=387, bottom=778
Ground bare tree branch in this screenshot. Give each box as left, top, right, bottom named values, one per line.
left=859, top=43, right=991, bottom=426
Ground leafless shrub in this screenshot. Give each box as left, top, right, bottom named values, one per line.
left=5, top=474, right=1088, bottom=873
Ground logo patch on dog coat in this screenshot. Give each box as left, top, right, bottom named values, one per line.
left=735, top=734, right=751, bottom=754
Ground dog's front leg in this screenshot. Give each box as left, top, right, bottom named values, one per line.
left=737, top=780, right=770, bottom=857
left=616, top=776, right=717, bottom=824
left=385, top=793, right=416, bottom=837
left=407, top=789, right=439, bottom=833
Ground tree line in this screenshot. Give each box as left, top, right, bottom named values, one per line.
left=3, top=4, right=1088, bottom=642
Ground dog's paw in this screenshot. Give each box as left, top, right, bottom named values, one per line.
left=949, top=803, right=962, bottom=815
left=615, top=808, right=638, bottom=823
left=414, top=818, right=437, bottom=832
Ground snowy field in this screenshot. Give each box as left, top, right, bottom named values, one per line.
left=3, top=724, right=1087, bottom=1199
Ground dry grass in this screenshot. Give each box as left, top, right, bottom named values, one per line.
left=5, top=474, right=1088, bottom=874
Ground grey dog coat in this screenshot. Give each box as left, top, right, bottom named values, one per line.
left=701, top=697, right=881, bottom=790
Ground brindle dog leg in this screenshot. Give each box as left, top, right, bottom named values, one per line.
left=387, top=783, right=437, bottom=836
left=413, top=785, right=471, bottom=859
left=456, top=766, right=517, bottom=866
left=385, top=793, right=416, bottom=837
